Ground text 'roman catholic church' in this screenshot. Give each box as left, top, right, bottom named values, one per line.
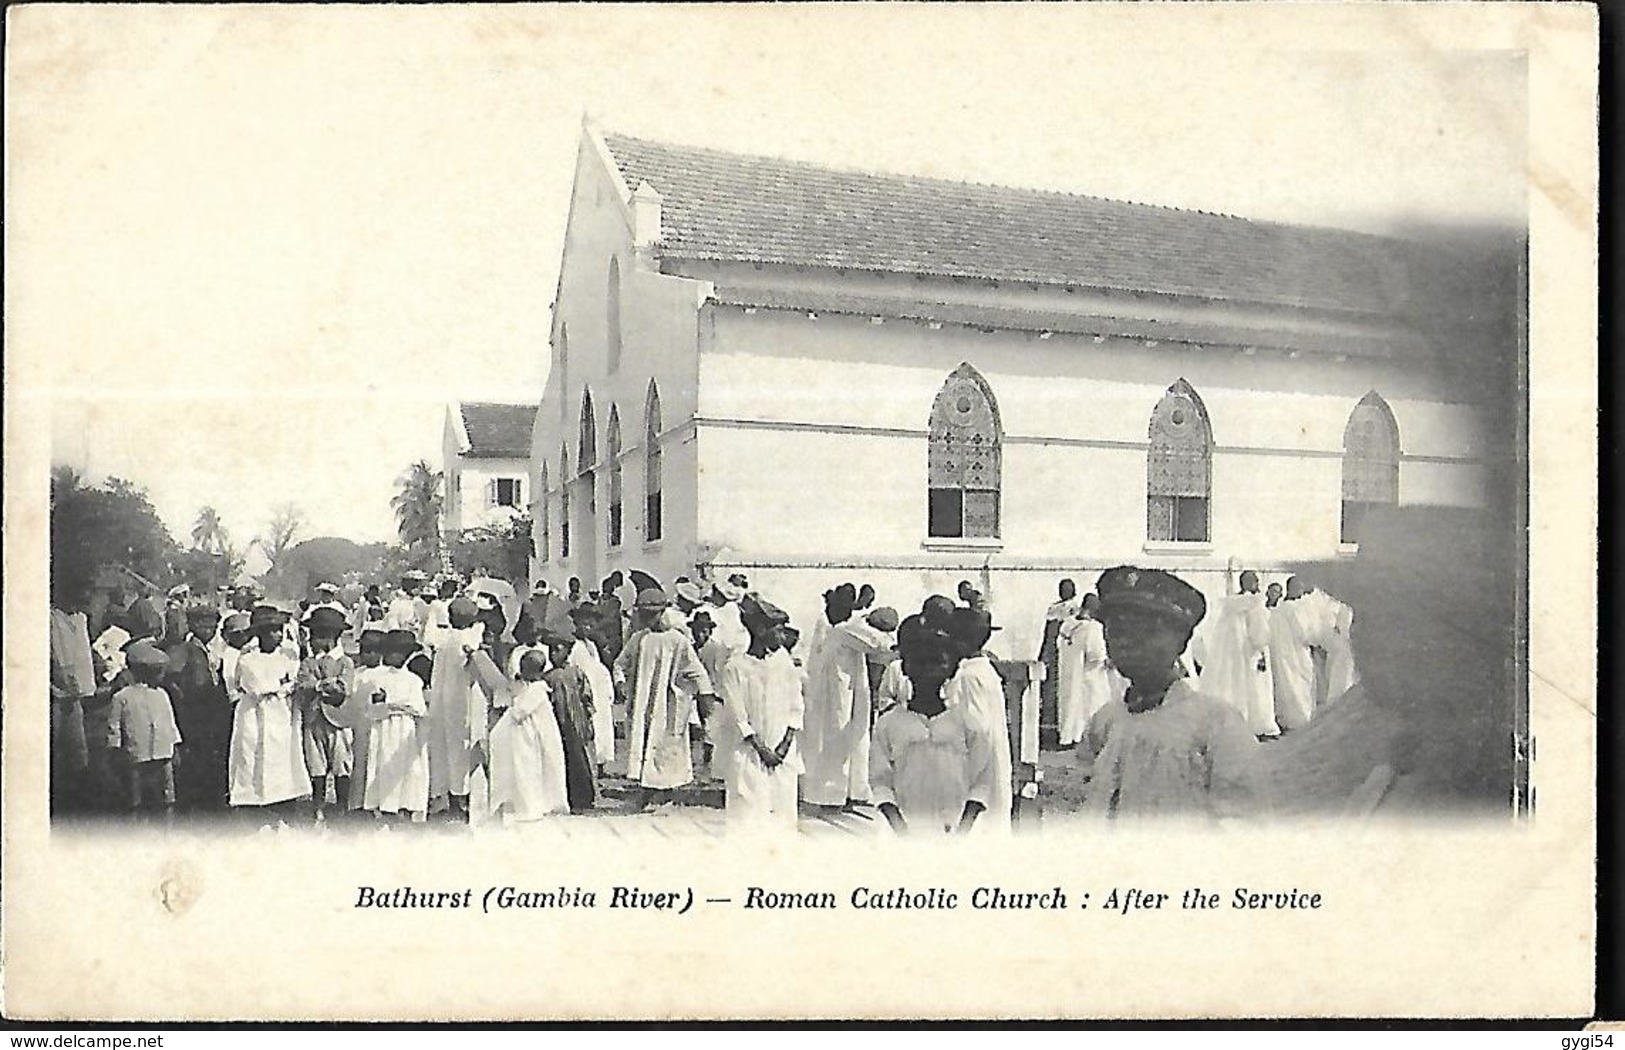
left=528, top=122, right=1515, bottom=658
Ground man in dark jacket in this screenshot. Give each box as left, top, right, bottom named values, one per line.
left=164, top=605, right=233, bottom=814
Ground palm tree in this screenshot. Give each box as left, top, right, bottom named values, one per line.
left=191, top=505, right=227, bottom=553
left=391, top=460, right=444, bottom=569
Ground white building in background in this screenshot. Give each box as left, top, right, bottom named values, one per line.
left=528, top=122, right=1519, bottom=659
left=443, top=401, right=538, bottom=536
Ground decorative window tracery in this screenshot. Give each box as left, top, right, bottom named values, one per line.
left=927, top=364, right=1002, bottom=539
left=1147, top=379, right=1212, bottom=543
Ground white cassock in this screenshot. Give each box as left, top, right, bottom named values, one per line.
left=227, top=646, right=310, bottom=807
left=568, top=639, right=616, bottom=766
left=424, top=623, right=487, bottom=803
left=1269, top=599, right=1318, bottom=731
left=1057, top=616, right=1110, bottom=747
left=1315, top=593, right=1360, bottom=705
left=801, top=620, right=894, bottom=807
left=488, top=680, right=570, bottom=822
left=944, top=654, right=1013, bottom=832
left=623, top=628, right=711, bottom=789
left=354, top=665, right=430, bottom=815
left=870, top=703, right=995, bottom=835
left=1197, top=594, right=1280, bottom=737
left=716, top=650, right=805, bottom=829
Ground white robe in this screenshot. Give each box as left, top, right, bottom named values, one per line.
left=622, top=628, right=711, bottom=789
left=1315, top=594, right=1360, bottom=704
left=1057, top=617, right=1110, bottom=746
left=424, top=623, right=487, bottom=802
left=1269, top=600, right=1318, bottom=731
left=944, top=654, right=1013, bottom=832
left=801, top=620, right=894, bottom=807
left=227, top=646, right=310, bottom=807
left=568, top=639, right=616, bottom=766
left=870, top=703, right=995, bottom=835
left=876, top=660, right=911, bottom=715
left=488, top=680, right=570, bottom=822
left=1197, top=594, right=1280, bottom=737
left=717, top=650, right=805, bottom=828
left=356, top=666, right=430, bottom=814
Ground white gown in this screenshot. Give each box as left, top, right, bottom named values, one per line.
left=1269, top=600, right=1318, bottom=730
left=944, top=655, right=1013, bottom=833
left=1057, top=617, right=1110, bottom=746
left=568, top=639, right=616, bottom=766
left=358, top=666, right=430, bottom=814
left=227, top=647, right=311, bottom=807
left=716, top=651, right=805, bottom=828
left=488, top=680, right=570, bottom=822
left=1198, top=594, right=1280, bottom=737
left=424, top=623, right=486, bottom=802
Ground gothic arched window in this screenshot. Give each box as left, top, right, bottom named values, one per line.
left=606, top=405, right=623, bottom=548
left=1147, top=379, right=1213, bottom=543
left=927, top=363, right=1002, bottom=539
left=538, top=464, right=550, bottom=564
left=579, top=389, right=597, bottom=472
left=644, top=381, right=663, bottom=542
left=1342, top=391, right=1400, bottom=544
left=607, top=258, right=623, bottom=374
left=558, top=445, right=571, bottom=559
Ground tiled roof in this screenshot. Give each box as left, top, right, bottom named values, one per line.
left=709, top=287, right=1430, bottom=361
left=458, top=402, right=536, bottom=458
left=602, top=133, right=1425, bottom=317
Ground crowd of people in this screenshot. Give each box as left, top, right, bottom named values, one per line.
left=47, top=556, right=1365, bottom=834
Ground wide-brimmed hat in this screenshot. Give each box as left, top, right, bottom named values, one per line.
left=185, top=603, right=221, bottom=624
left=716, top=577, right=747, bottom=601
left=357, top=628, right=387, bottom=650
left=314, top=582, right=340, bottom=596
left=674, top=581, right=705, bottom=606
left=221, top=611, right=251, bottom=633
left=167, top=583, right=191, bottom=599
left=946, top=606, right=1001, bottom=644
left=1096, top=566, right=1206, bottom=632
left=249, top=604, right=286, bottom=628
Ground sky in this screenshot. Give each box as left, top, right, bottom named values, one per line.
left=11, top=4, right=1528, bottom=548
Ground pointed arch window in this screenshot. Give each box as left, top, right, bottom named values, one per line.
left=579, top=389, right=597, bottom=472
left=559, top=445, right=572, bottom=559
left=644, top=381, right=663, bottom=542
left=927, top=364, right=1002, bottom=539
left=607, top=258, right=623, bottom=374
left=1147, top=379, right=1213, bottom=543
left=1342, top=391, right=1400, bottom=544
left=538, top=464, right=550, bottom=563
left=606, top=405, right=624, bottom=548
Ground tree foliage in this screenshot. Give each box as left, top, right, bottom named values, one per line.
left=391, top=460, right=443, bottom=572
left=449, top=515, right=533, bottom=583
left=50, top=469, right=179, bottom=600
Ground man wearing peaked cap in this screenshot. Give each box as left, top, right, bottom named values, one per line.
left=1096, top=566, right=1207, bottom=635
left=1073, top=566, right=1263, bottom=822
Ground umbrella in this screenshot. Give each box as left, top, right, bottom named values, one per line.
left=628, top=569, right=662, bottom=593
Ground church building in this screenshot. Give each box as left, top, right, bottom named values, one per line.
left=528, top=123, right=1512, bottom=658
